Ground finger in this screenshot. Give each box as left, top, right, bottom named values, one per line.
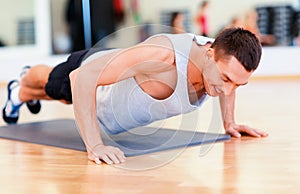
left=107, top=153, right=121, bottom=164
left=94, top=157, right=102, bottom=165
left=100, top=154, right=113, bottom=165
left=232, top=131, right=241, bottom=138
left=260, top=132, right=269, bottom=137
left=251, top=128, right=268, bottom=137
left=88, top=152, right=101, bottom=164
left=242, top=128, right=261, bottom=137
left=117, top=154, right=126, bottom=163
left=114, top=148, right=126, bottom=162
left=254, top=129, right=269, bottom=137
left=237, top=125, right=264, bottom=137
left=226, top=128, right=241, bottom=138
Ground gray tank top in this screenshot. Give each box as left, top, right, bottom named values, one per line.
left=82, top=33, right=213, bottom=134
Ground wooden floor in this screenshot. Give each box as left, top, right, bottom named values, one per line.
left=0, top=78, right=299, bottom=194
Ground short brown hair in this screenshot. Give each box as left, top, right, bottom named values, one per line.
left=211, top=27, right=262, bottom=72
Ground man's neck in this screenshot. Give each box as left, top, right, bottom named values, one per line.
left=188, top=41, right=211, bottom=87
left=187, top=41, right=210, bottom=102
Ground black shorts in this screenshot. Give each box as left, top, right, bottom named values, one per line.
left=45, top=47, right=111, bottom=103
left=45, top=48, right=112, bottom=103
left=45, top=49, right=89, bottom=103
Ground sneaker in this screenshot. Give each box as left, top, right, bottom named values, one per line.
left=26, top=100, right=41, bottom=114
left=2, top=80, right=23, bottom=124
left=20, top=66, right=42, bottom=114
left=20, top=65, right=31, bottom=78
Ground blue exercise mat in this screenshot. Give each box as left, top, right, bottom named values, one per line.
left=0, top=119, right=230, bottom=156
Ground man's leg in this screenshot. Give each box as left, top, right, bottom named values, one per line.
left=2, top=49, right=90, bottom=124
left=19, top=65, right=53, bottom=102
left=2, top=65, right=53, bottom=124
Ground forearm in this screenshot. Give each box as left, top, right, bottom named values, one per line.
left=70, top=65, right=127, bottom=165
left=71, top=67, right=104, bottom=152
left=219, top=91, right=236, bottom=127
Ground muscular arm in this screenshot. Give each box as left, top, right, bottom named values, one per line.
left=219, top=90, right=238, bottom=136
left=70, top=36, right=174, bottom=164
left=219, top=90, right=268, bottom=138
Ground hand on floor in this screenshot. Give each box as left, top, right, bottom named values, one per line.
left=225, top=123, right=269, bottom=138
left=88, top=144, right=126, bottom=165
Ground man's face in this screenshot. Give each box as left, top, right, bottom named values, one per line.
left=203, top=51, right=253, bottom=96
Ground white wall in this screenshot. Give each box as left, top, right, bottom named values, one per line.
left=0, top=0, right=51, bottom=83
left=254, top=47, right=300, bottom=76
left=0, top=0, right=34, bottom=46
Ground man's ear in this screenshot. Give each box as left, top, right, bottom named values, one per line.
left=207, top=48, right=214, bottom=59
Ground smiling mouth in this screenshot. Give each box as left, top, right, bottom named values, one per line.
left=214, top=86, right=222, bottom=94
left=210, top=86, right=224, bottom=96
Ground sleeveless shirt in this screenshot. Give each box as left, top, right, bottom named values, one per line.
left=82, top=33, right=214, bottom=134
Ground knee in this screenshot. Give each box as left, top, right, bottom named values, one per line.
left=21, top=65, right=53, bottom=86
left=30, top=64, right=52, bottom=74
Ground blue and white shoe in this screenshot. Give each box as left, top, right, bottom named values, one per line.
left=2, top=80, right=23, bottom=124
left=20, top=66, right=41, bottom=114
left=19, top=65, right=31, bottom=78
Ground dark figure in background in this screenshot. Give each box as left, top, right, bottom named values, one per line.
left=66, top=0, right=85, bottom=52
left=244, top=10, right=275, bottom=46
left=195, top=1, right=210, bottom=36
left=66, top=0, right=124, bottom=51
left=0, top=39, right=5, bottom=47
left=90, top=0, right=115, bottom=44
left=170, top=12, right=186, bottom=34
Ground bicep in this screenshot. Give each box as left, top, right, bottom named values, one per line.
left=80, top=36, right=175, bottom=86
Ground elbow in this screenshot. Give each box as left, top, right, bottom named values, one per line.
left=69, top=69, right=79, bottom=94
left=161, top=48, right=175, bottom=66
left=69, top=69, right=78, bottom=82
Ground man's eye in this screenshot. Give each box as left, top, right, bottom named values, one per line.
left=223, top=79, right=229, bottom=82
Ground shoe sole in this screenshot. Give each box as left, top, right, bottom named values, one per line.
left=2, top=80, right=20, bottom=124
left=2, top=108, right=18, bottom=124
left=26, top=101, right=41, bottom=114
